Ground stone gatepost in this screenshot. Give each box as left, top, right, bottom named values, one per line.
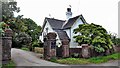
left=0, top=37, right=2, bottom=65
left=81, top=44, right=90, bottom=58
left=44, top=32, right=57, bottom=60
left=62, top=40, right=69, bottom=57
left=2, top=28, right=13, bottom=64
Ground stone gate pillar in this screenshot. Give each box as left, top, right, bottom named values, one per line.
left=62, top=39, right=69, bottom=57
left=44, top=32, right=57, bottom=60
left=2, top=28, right=13, bottom=64
left=81, top=44, right=90, bottom=58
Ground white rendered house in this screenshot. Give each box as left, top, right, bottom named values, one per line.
left=40, top=7, right=87, bottom=49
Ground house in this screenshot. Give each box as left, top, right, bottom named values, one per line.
left=40, top=7, right=87, bottom=55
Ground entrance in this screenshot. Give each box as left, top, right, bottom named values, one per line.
left=56, top=46, right=62, bottom=57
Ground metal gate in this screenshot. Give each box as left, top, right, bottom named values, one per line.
left=56, top=46, right=62, bottom=57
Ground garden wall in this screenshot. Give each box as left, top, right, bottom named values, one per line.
left=69, top=48, right=82, bottom=57
left=114, top=45, right=120, bottom=52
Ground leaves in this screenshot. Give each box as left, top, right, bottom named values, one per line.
left=73, top=23, right=113, bottom=53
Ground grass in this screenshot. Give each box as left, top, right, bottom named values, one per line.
left=89, top=53, right=120, bottom=64
left=2, top=60, right=16, bottom=68
left=51, top=53, right=120, bottom=64
left=21, top=47, right=29, bottom=51
left=57, top=58, right=90, bottom=64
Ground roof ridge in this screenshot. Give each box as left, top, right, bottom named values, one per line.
left=45, top=17, right=65, bottom=22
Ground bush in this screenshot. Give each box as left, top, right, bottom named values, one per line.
left=112, top=38, right=120, bottom=46
left=13, top=32, right=32, bottom=48
left=50, top=57, right=57, bottom=62
left=32, top=40, right=43, bottom=48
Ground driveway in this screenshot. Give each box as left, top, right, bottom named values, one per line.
left=11, top=48, right=119, bottom=67
left=11, top=48, right=67, bottom=66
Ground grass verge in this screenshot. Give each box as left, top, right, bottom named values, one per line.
left=2, top=60, right=16, bottom=68
left=51, top=53, right=120, bottom=64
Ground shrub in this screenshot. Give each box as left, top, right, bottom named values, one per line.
left=73, top=23, right=113, bottom=54
left=112, top=38, right=120, bottom=46
left=50, top=57, right=57, bottom=62
left=13, top=32, right=32, bottom=48
left=32, top=40, right=43, bottom=48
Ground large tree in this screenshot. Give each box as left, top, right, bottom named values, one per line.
left=1, top=0, right=20, bottom=22
left=74, top=23, right=113, bottom=53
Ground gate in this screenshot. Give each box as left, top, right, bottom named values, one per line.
left=56, top=46, right=62, bottom=57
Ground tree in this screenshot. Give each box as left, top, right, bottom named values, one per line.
left=13, top=32, right=32, bottom=48
left=1, top=0, right=20, bottom=22
left=73, top=23, right=113, bottom=53
left=22, top=18, right=42, bottom=41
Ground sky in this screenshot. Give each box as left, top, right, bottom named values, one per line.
left=14, top=0, right=119, bottom=36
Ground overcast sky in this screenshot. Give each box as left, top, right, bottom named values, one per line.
left=14, top=0, right=119, bottom=36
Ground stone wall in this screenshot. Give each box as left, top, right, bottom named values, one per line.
left=69, top=48, right=82, bottom=57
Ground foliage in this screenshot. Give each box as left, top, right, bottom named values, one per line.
left=32, top=40, right=43, bottom=48
left=73, top=23, right=113, bottom=53
left=111, top=37, right=120, bottom=46
left=21, top=47, right=29, bottom=51
left=0, top=22, right=10, bottom=36
left=1, top=0, right=42, bottom=50
left=13, top=32, right=32, bottom=48
left=8, top=16, right=42, bottom=49
left=55, top=53, right=120, bottom=64
left=50, top=57, right=57, bottom=62
left=2, top=0, right=20, bottom=22
left=23, top=18, right=41, bottom=41
left=2, top=60, right=16, bottom=68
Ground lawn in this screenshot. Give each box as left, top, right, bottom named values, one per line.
left=51, top=53, right=120, bottom=64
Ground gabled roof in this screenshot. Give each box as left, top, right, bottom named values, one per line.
left=55, top=30, right=70, bottom=40
left=63, top=14, right=87, bottom=29
left=42, top=14, right=87, bottom=32
left=46, top=17, right=65, bottom=30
